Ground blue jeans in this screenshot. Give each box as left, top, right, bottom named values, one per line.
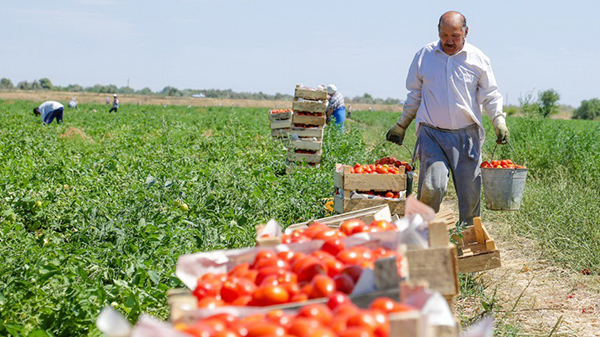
left=332, top=107, right=346, bottom=132
left=44, top=107, right=64, bottom=124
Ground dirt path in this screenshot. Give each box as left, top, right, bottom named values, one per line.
left=443, top=200, right=600, bottom=336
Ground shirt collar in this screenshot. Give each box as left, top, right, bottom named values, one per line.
left=435, top=40, right=470, bottom=56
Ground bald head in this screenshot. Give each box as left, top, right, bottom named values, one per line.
left=437, top=11, right=468, bottom=55
left=438, top=11, right=467, bottom=32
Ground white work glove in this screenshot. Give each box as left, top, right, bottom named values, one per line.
left=495, top=123, right=510, bottom=144
left=386, top=113, right=414, bottom=145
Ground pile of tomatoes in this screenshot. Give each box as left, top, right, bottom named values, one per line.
left=177, top=292, right=415, bottom=337
left=282, top=219, right=397, bottom=244
left=375, top=157, right=413, bottom=172
left=355, top=191, right=402, bottom=199
left=350, top=164, right=402, bottom=175
left=193, top=222, right=403, bottom=308
left=270, top=109, right=292, bottom=114
left=480, top=159, right=526, bottom=169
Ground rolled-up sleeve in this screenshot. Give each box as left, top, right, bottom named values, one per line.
left=402, top=52, right=423, bottom=120
left=477, top=58, right=505, bottom=125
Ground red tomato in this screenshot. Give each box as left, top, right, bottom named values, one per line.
left=197, top=296, right=225, bottom=309
left=228, top=263, right=250, bottom=277
left=341, top=265, right=364, bottom=283
left=321, top=238, right=346, bottom=256
left=252, top=285, right=289, bottom=306
left=245, top=321, right=285, bottom=337
left=369, top=220, right=392, bottom=230
left=326, top=291, right=352, bottom=310
left=193, top=280, right=221, bottom=300
left=339, top=219, right=366, bottom=236
left=333, top=273, right=355, bottom=294
left=354, top=166, right=364, bottom=174
left=287, top=318, right=320, bottom=337
left=266, top=310, right=294, bottom=329
left=324, top=259, right=344, bottom=278
left=297, top=303, right=334, bottom=325
left=338, top=327, right=373, bottom=337
left=347, top=312, right=379, bottom=332
left=311, top=274, right=336, bottom=298
left=312, top=229, right=344, bottom=240
left=336, top=249, right=361, bottom=265
left=384, top=191, right=394, bottom=198
left=297, top=261, right=326, bottom=283
left=212, top=329, right=239, bottom=337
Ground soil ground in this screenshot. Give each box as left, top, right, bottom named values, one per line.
left=443, top=199, right=600, bottom=336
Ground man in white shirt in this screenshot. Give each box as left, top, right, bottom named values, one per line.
left=386, top=11, right=510, bottom=224
left=33, top=101, right=64, bottom=124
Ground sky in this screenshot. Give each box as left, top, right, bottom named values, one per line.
left=2, top=0, right=599, bottom=106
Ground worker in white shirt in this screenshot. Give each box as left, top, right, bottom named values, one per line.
left=33, top=101, right=64, bottom=124
left=386, top=11, right=510, bottom=225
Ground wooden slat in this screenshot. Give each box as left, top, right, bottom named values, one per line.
left=295, top=85, right=328, bottom=101
left=292, top=100, right=327, bottom=113
left=289, top=127, right=324, bottom=139
left=473, top=217, right=485, bottom=244
left=292, top=114, right=326, bottom=126
left=405, top=244, right=459, bottom=297
left=286, top=204, right=391, bottom=233
left=268, top=110, right=292, bottom=120
left=428, top=219, right=449, bottom=248
left=344, top=173, right=406, bottom=192
left=335, top=196, right=406, bottom=216
left=270, top=118, right=292, bottom=130
left=290, top=140, right=322, bottom=151
left=287, top=150, right=322, bottom=163
left=457, top=250, right=501, bottom=273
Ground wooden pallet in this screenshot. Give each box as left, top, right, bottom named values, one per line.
left=450, top=217, right=501, bottom=273
left=292, top=100, right=327, bottom=113
left=292, top=114, right=326, bottom=126
left=287, top=150, right=322, bottom=164
left=294, top=85, right=328, bottom=101
left=289, top=126, right=324, bottom=139
left=270, top=118, right=292, bottom=130
left=289, top=139, right=322, bottom=151
left=268, top=110, right=292, bottom=121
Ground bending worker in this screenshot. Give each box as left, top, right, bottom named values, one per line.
left=326, top=84, right=346, bottom=132
left=386, top=11, right=510, bottom=224
left=33, top=101, right=64, bottom=124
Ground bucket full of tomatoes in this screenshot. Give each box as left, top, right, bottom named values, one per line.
left=480, top=153, right=528, bottom=211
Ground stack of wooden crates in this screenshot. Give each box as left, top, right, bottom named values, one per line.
left=269, top=109, right=293, bottom=139
left=287, top=85, right=328, bottom=165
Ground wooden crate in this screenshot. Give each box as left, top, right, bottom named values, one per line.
left=270, top=118, right=292, bottom=130
left=290, top=139, right=322, bottom=151
left=268, top=110, right=292, bottom=121
left=287, top=150, right=322, bottom=164
left=292, top=114, right=326, bottom=126
left=334, top=164, right=407, bottom=192
left=292, top=100, right=327, bottom=113
left=294, top=85, right=328, bottom=101
left=450, top=217, right=501, bottom=273
left=289, top=126, right=324, bottom=139
left=285, top=204, right=392, bottom=233
left=334, top=193, right=406, bottom=215
left=271, top=128, right=289, bottom=138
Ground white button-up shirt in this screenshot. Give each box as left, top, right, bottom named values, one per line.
left=402, top=40, right=506, bottom=140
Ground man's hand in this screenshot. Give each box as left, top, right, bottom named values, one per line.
left=386, top=124, right=406, bottom=145
left=495, top=124, right=510, bottom=144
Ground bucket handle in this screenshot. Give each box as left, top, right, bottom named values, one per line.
left=490, top=141, right=524, bottom=164
left=371, top=139, right=414, bottom=165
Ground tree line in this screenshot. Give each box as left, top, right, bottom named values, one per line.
left=0, top=78, right=401, bottom=106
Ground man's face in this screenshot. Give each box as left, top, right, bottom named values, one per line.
left=439, top=22, right=468, bottom=55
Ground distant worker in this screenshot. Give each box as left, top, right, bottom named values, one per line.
left=386, top=11, right=510, bottom=225
left=326, top=84, right=346, bottom=132
left=68, top=97, right=78, bottom=109
left=108, top=94, right=119, bottom=113
left=33, top=101, right=64, bottom=124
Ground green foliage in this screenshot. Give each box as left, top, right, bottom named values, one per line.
left=17, top=81, right=31, bottom=90
left=39, top=78, right=54, bottom=91
left=518, top=91, right=540, bottom=117
left=538, top=89, right=560, bottom=117
left=573, top=98, right=600, bottom=120
left=0, top=78, right=14, bottom=89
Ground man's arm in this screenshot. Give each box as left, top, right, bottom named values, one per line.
left=477, top=57, right=509, bottom=143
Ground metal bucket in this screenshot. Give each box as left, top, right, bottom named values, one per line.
left=481, top=167, right=528, bottom=210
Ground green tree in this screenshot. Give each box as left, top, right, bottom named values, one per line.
left=30, top=80, right=42, bottom=90
left=573, top=98, right=600, bottom=120
left=119, top=86, right=135, bottom=95
left=161, top=86, right=181, bottom=97
left=538, top=89, right=560, bottom=117
left=39, top=78, right=54, bottom=90
left=17, top=81, right=30, bottom=90
left=136, top=87, right=154, bottom=95
left=66, top=84, right=84, bottom=92
left=0, top=78, right=14, bottom=89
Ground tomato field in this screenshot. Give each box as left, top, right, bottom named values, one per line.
left=0, top=100, right=598, bottom=336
